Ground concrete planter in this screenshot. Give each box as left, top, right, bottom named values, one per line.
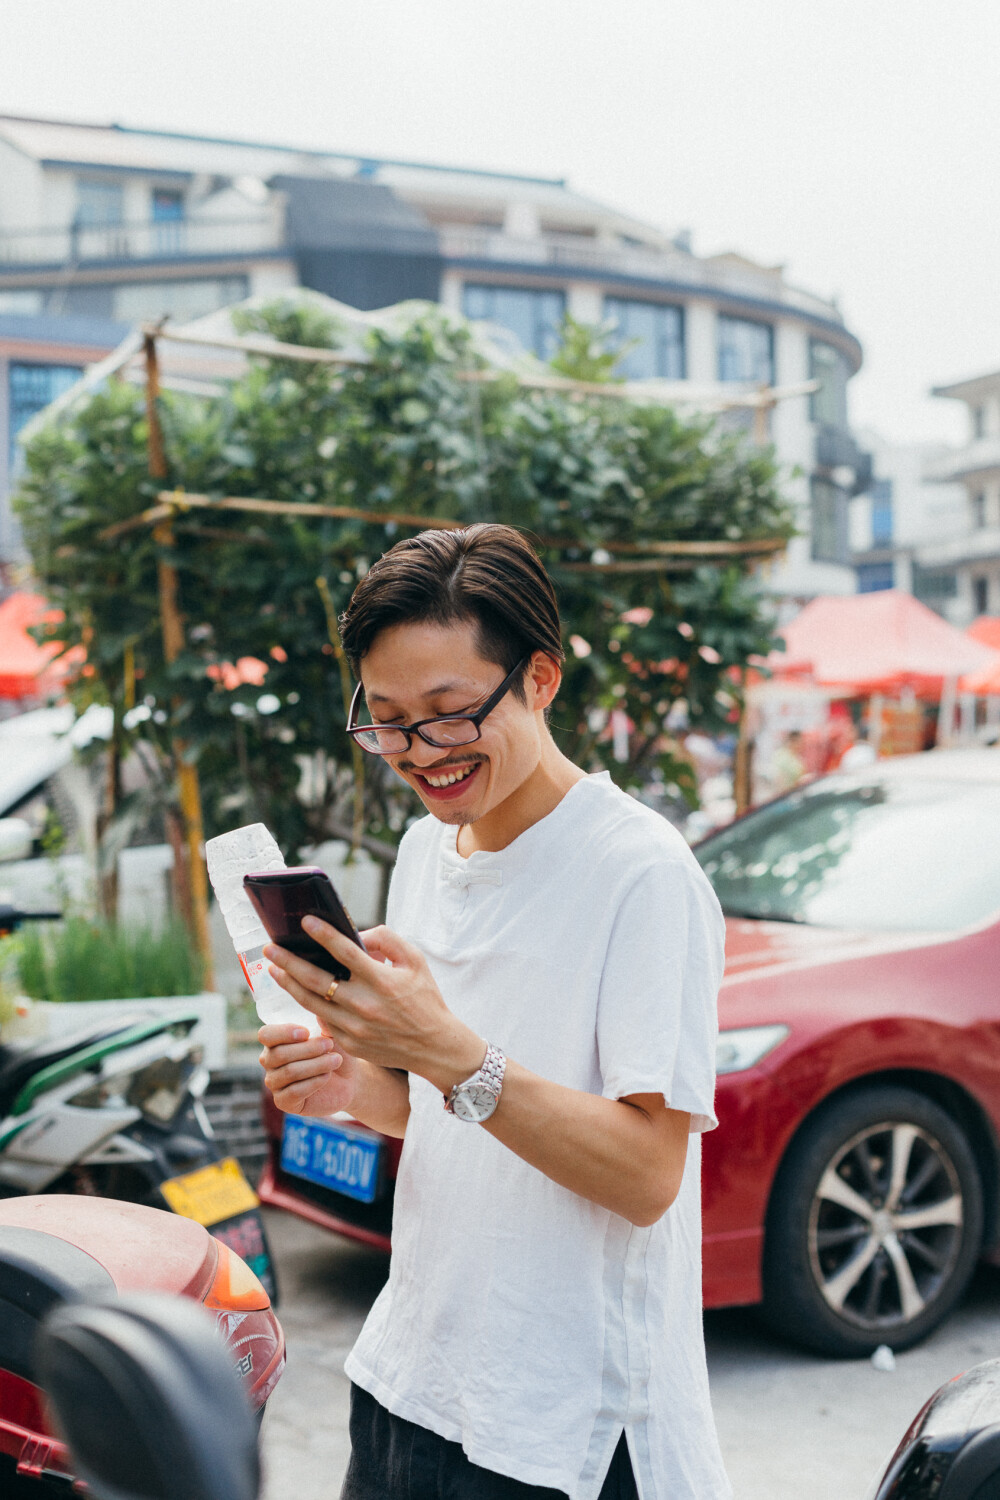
left=2, top=992, right=227, bottom=1068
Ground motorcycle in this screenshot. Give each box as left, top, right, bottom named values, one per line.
left=5, top=1192, right=1000, bottom=1500
left=0, top=1193, right=284, bottom=1498
left=0, top=902, right=277, bottom=1302
left=29, top=1292, right=1000, bottom=1500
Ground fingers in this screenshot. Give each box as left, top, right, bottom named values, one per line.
left=300, top=915, right=384, bottom=981
left=358, top=924, right=418, bottom=967
left=263, top=1050, right=343, bottom=1095
left=258, top=1022, right=311, bottom=1048
left=258, top=1034, right=336, bottom=1069
left=262, top=941, right=342, bottom=999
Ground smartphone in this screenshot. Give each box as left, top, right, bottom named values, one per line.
left=242, top=867, right=366, bottom=982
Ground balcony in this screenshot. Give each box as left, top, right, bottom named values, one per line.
left=924, top=437, right=1000, bottom=483
left=438, top=226, right=844, bottom=324
left=0, top=215, right=284, bottom=271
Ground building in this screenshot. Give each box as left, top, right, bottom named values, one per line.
left=916, top=371, right=1000, bottom=623
left=0, top=113, right=868, bottom=595
left=850, top=431, right=967, bottom=610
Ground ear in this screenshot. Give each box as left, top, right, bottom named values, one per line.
left=526, top=651, right=561, bottom=713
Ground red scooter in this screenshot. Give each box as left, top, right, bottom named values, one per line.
left=0, top=1194, right=284, bottom=1497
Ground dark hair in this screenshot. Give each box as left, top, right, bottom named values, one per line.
left=339, top=524, right=564, bottom=700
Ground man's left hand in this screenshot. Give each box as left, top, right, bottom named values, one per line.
left=264, top=919, right=485, bottom=1089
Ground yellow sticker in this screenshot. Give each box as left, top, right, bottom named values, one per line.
left=160, top=1156, right=260, bottom=1227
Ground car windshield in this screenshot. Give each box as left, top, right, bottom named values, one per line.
left=696, top=773, right=1000, bottom=932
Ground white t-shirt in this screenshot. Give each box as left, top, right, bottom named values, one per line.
left=345, top=772, right=732, bottom=1500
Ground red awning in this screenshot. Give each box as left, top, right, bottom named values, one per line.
left=768, top=590, right=1000, bottom=698
left=0, top=592, right=79, bottom=700
left=961, top=617, right=1000, bottom=695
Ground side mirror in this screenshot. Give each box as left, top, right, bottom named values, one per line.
left=0, top=818, right=35, bottom=863
left=36, top=1292, right=261, bottom=1500
left=869, top=1357, right=1000, bottom=1499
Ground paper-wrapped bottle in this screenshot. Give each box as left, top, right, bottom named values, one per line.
left=206, top=823, right=322, bottom=1034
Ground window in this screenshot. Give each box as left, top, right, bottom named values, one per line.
left=8, top=363, right=82, bottom=468
left=152, top=189, right=185, bottom=253
left=809, top=339, right=850, bottom=429
left=810, top=477, right=848, bottom=563
left=972, top=405, right=987, bottom=440
left=603, top=298, right=685, bottom=379
left=912, top=565, right=958, bottom=613
left=717, top=315, right=774, bottom=384
left=972, top=491, right=987, bottom=529
left=869, top=477, right=894, bottom=546
left=462, top=285, right=566, bottom=361
left=0, top=290, right=43, bottom=315
left=856, top=561, right=894, bottom=593
left=75, top=179, right=124, bottom=227
left=973, top=577, right=990, bottom=617
left=113, top=276, right=248, bottom=325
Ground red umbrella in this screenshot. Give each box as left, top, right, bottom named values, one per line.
left=961, top=617, right=1000, bottom=695
left=0, top=591, right=80, bottom=699
left=768, top=590, right=1000, bottom=699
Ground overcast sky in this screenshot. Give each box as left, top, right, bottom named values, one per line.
left=3, top=0, right=998, bottom=445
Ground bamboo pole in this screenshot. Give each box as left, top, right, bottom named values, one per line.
left=144, top=333, right=215, bottom=989
left=98, top=489, right=787, bottom=562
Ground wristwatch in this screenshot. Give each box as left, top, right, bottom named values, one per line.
left=444, top=1043, right=507, bottom=1123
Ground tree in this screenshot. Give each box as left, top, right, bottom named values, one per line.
left=14, top=295, right=793, bottom=903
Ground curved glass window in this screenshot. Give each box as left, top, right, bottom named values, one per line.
left=696, top=774, right=1000, bottom=932
left=717, top=315, right=773, bottom=384
left=463, top=284, right=565, bottom=361
left=604, top=298, right=685, bottom=379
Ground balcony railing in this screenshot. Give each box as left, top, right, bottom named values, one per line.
left=439, top=227, right=843, bottom=323
left=0, top=215, right=284, bottom=269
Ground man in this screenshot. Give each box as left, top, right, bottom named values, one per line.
left=259, top=524, right=731, bottom=1500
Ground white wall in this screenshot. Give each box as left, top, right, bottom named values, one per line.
left=0, top=140, right=43, bottom=232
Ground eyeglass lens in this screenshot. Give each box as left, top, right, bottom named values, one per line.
left=356, top=717, right=480, bottom=753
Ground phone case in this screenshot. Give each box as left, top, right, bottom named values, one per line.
left=242, top=867, right=365, bottom=982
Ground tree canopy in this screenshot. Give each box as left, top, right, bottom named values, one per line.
left=15, top=295, right=793, bottom=877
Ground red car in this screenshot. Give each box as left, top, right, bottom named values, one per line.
left=260, top=748, right=1000, bottom=1355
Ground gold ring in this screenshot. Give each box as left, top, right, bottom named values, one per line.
left=324, top=977, right=339, bottom=1001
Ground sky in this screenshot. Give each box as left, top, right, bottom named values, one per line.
left=3, top=0, right=999, bottom=446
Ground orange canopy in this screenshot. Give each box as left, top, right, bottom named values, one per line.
left=961, top=617, right=1000, bottom=695
left=769, top=590, right=1000, bottom=698
left=0, top=591, right=79, bottom=700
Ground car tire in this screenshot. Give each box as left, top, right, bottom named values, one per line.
left=762, top=1085, right=983, bottom=1357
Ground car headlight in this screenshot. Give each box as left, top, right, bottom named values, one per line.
left=716, top=1024, right=789, bottom=1076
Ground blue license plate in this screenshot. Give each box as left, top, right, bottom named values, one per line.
left=280, top=1115, right=381, bottom=1204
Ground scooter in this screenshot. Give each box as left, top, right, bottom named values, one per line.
left=14, top=1255, right=1000, bottom=1500
left=0, top=903, right=277, bottom=1301
left=0, top=1193, right=285, bottom=1498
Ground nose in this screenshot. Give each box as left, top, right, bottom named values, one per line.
left=397, top=738, right=459, bottom=770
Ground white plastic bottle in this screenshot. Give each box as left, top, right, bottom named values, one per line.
left=205, top=823, right=322, bottom=1035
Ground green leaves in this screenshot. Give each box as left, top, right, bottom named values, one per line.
left=15, top=298, right=793, bottom=855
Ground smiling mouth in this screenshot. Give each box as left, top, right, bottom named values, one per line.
left=409, top=761, right=483, bottom=798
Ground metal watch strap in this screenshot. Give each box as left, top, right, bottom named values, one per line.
left=444, top=1042, right=507, bottom=1114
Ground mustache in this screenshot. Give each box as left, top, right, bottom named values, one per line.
left=396, top=752, right=488, bottom=775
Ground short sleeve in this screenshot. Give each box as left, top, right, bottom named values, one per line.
left=596, top=853, right=725, bottom=1133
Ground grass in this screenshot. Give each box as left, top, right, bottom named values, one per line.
left=16, top=917, right=205, bottom=1003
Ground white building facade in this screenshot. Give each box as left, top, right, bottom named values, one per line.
left=0, top=114, right=867, bottom=597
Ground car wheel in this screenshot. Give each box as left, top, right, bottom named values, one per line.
left=762, top=1085, right=983, bottom=1356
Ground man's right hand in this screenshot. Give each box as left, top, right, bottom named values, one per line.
left=258, top=1024, right=359, bottom=1117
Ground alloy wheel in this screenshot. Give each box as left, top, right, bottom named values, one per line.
left=807, top=1120, right=964, bottom=1332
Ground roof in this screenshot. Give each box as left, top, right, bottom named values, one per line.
left=931, top=369, right=1000, bottom=405
left=0, top=113, right=567, bottom=190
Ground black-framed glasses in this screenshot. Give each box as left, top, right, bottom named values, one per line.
left=346, top=657, right=531, bottom=756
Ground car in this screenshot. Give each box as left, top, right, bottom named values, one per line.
left=259, top=748, right=1000, bottom=1355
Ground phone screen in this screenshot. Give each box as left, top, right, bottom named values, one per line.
left=243, top=867, right=365, bottom=982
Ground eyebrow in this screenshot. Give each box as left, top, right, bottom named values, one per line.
left=366, top=681, right=467, bottom=706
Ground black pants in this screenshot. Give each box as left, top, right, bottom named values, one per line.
left=340, top=1384, right=638, bottom=1500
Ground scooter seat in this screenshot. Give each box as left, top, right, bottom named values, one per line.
left=0, top=1019, right=141, bottom=1118
left=0, top=1223, right=115, bottom=1380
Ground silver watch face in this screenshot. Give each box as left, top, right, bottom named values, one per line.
left=452, top=1083, right=499, bottom=1123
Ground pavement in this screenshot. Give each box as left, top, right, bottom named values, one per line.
left=260, top=1206, right=1000, bottom=1500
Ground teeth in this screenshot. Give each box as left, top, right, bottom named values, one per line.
left=425, top=765, right=475, bottom=788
